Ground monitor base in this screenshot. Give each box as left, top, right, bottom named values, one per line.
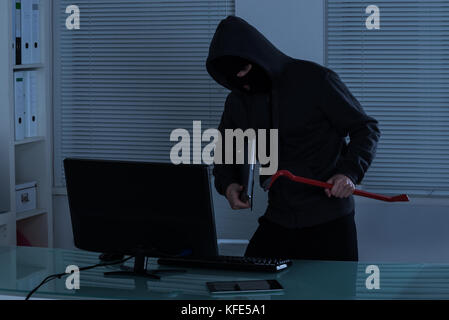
left=103, top=254, right=185, bottom=280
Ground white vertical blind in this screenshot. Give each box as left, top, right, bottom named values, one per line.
left=327, top=0, right=449, bottom=196
left=53, top=0, right=234, bottom=186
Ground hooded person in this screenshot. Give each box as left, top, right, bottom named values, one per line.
left=206, top=16, right=380, bottom=261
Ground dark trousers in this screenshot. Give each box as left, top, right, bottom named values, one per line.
left=245, top=211, right=359, bottom=261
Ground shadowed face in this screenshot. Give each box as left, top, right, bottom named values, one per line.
left=213, top=56, right=271, bottom=93
left=237, top=64, right=253, bottom=91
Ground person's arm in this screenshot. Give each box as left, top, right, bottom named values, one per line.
left=213, top=94, right=240, bottom=195
left=321, top=70, right=381, bottom=186
left=213, top=94, right=250, bottom=209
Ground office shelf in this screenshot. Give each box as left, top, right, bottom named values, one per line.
left=0, top=211, right=14, bottom=224
left=0, top=212, right=16, bottom=246
left=14, top=136, right=46, bottom=146
left=0, top=0, right=53, bottom=248
left=16, top=209, right=47, bottom=222
left=13, top=63, right=44, bottom=70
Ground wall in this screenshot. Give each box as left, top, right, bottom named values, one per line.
left=53, top=0, right=449, bottom=263
left=236, top=0, right=325, bottom=63
left=53, top=194, right=74, bottom=249
left=355, top=197, right=449, bottom=263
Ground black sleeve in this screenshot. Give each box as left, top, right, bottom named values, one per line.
left=213, top=94, right=241, bottom=195
left=321, top=70, right=381, bottom=184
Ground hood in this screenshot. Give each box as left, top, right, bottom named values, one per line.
left=206, top=15, right=289, bottom=92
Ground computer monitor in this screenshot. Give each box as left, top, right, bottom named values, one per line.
left=63, top=158, right=219, bottom=277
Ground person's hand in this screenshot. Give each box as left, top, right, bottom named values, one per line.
left=325, top=174, right=355, bottom=198
left=225, top=183, right=250, bottom=210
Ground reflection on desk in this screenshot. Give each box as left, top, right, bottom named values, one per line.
left=1, top=246, right=449, bottom=300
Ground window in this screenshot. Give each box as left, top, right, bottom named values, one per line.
left=53, top=0, right=234, bottom=186
left=326, top=0, right=449, bottom=196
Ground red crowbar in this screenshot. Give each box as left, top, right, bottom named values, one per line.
left=263, top=170, right=409, bottom=203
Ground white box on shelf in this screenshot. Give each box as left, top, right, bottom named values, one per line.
left=15, top=181, right=37, bottom=213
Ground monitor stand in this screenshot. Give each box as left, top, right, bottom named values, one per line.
left=104, top=254, right=185, bottom=279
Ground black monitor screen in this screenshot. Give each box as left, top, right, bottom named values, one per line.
left=64, top=158, right=218, bottom=258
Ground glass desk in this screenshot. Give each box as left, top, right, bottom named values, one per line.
left=1, top=246, right=448, bottom=300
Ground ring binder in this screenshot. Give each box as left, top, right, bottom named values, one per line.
left=31, top=0, right=40, bottom=63
left=14, top=0, right=22, bottom=65
left=21, top=0, right=32, bottom=64
left=25, top=71, right=38, bottom=137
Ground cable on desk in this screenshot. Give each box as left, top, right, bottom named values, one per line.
left=25, top=255, right=135, bottom=300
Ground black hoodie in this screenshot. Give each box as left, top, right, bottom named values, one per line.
left=206, top=16, right=380, bottom=229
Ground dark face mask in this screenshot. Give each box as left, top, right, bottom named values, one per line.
left=229, top=63, right=271, bottom=93
left=215, top=56, right=271, bottom=93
